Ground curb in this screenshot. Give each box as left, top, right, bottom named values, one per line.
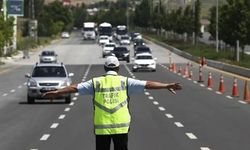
left=143, top=35, right=250, bottom=78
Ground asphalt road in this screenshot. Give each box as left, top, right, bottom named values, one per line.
left=0, top=31, right=250, bottom=150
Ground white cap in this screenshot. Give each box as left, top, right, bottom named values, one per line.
left=105, top=56, right=120, bottom=68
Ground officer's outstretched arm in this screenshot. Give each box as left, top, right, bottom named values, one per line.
left=42, top=84, right=78, bottom=99
left=145, top=81, right=182, bottom=94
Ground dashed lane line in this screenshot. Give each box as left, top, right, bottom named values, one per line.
left=174, top=122, right=184, bottom=128
left=144, top=92, right=150, bottom=95
left=40, top=134, right=50, bottom=141
left=58, top=114, right=66, bottom=119
left=18, top=85, right=22, bottom=88
left=226, top=95, right=233, bottom=99
left=64, top=108, right=70, bottom=112
left=165, top=113, right=174, bottom=119
left=10, top=89, right=15, bottom=93
left=238, top=100, right=247, bottom=104
left=69, top=102, right=74, bottom=106
left=82, top=64, right=92, bottom=81
left=75, top=93, right=79, bottom=96
left=153, top=101, right=159, bottom=105
left=186, top=133, right=198, bottom=139
left=200, top=147, right=211, bottom=150
left=148, top=96, right=154, bottom=100
left=72, top=97, right=77, bottom=101
left=216, top=91, right=222, bottom=95
left=158, top=106, right=166, bottom=111
left=50, top=123, right=59, bottom=129
left=200, top=84, right=205, bottom=87
left=2, top=93, right=8, bottom=96
left=23, top=82, right=27, bottom=85
left=207, top=88, right=212, bottom=91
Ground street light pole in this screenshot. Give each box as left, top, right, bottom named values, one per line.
left=192, top=0, right=195, bottom=45
left=216, top=0, right=219, bottom=52
left=126, top=0, right=129, bottom=31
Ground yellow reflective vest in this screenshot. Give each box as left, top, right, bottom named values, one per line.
left=93, top=75, right=130, bottom=135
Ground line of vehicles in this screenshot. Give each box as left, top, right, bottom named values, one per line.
left=87, top=21, right=157, bottom=72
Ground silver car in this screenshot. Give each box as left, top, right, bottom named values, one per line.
left=39, top=51, right=57, bottom=63
left=25, top=63, right=74, bottom=104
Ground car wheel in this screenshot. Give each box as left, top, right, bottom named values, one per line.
left=27, top=95, right=35, bottom=104
left=65, top=95, right=71, bottom=104
left=127, top=58, right=130, bottom=63
left=132, top=69, right=137, bottom=72
left=152, top=69, right=156, bottom=72
left=102, top=54, right=105, bottom=58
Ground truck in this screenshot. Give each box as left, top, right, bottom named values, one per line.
left=82, top=22, right=96, bottom=40
left=115, top=25, right=127, bottom=41
left=98, top=22, right=113, bottom=42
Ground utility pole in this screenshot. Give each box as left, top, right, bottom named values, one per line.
left=192, top=0, right=196, bottom=45
left=216, top=0, right=219, bottom=52
left=126, top=0, right=129, bottom=31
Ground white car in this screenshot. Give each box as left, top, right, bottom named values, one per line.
left=132, top=53, right=156, bottom=72
left=102, top=43, right=116, bottom=58
left=61, top=32, right=70, bottom=38
left=98, top=35, right=109, bottom=45
left=120, top=35, right=131, bottom=45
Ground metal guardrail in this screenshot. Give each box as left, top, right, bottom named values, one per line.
left=143, top=35, right=250, bottom=78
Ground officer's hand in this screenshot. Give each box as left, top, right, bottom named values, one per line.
left=42, top=90, right=59, bottom=99
left=167, top=83, right=182, bottom=94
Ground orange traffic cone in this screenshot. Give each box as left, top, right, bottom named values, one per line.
left=207, top=72, right=213, bottom=88
left=244, top=80, right=250, bottom=102
left=188, top=70, right=193, bottom=80
left=197, top=65, right=204, bottom=82
left=183, top=65, right=189, bottom=77
left=218, top=75, right=225, bottom=94
left=172, top=63, right=177, bottom=73
left=231, top=77, right=239, bottom=97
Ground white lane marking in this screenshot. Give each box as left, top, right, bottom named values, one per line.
left=207, top=88, right=212, bottom=91
left=238, top=100, right=247, bottom=104
left=144, top=92, right=150, bottom=95
left=200, top=147, right=211, bottom=150
left=69, top=102, right=74, bottom=106
left=75, top=93, right=79, bottom=96
left=18, top=85, right=22, bottom=88
left=82, top=64, right=92, bottom=81
left=200, top=84, right=205, bottom=87
left=58, top=114, right=66, bottom=119
left=188, top=78, right=192, bottom=81
left=148, top=96, right=154, bottom=100
left=216, top=91, right=222, bottom=95
left=158, top=106, right=166, bottom=111
left=50, top=123, right=59, bottom=129
left=226, top=95, right=233, bottom=99
left=10, top=89, right=15, bottom=93
left=2, top=93, right=8, bottom=96
left=174, top=122, right=184, bottom=127
left=186, top=133, right=198, bottom=139
left=165, top=113, right=174, bottom=118
left=73, top=97, right=77, bottom=101
left=23, top=82, right=27, bottom=85
left=30, top=149, right=38, bottom=150
left=64, top=107, right=70, bottom=112
left=40, top=134, right=50, bottom=141
left=193, top=81, right=198, bottom=84
left=153, top=101, right=159, bottom=105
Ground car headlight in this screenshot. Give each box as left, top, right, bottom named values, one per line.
left=28, top=79, right=37, bottom=87
left=124, top=53, right=129, bottom=57
left=61, top=81, right=70, bottom=86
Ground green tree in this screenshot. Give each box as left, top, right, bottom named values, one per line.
left=0, top=16, right=14, bottom=57
left=134, top=0, right=151, bottom=27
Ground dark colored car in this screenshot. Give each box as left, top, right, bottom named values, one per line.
left=133, top=39, right=145, bottom=50
left=134, top=45, right=151, bottom=56
left=112, top=46, right=130, bottom=63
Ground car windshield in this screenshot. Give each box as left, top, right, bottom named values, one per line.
left=136, top=47, right=150, bottom=53
left=41, top=51, right=55, bottom=56
left=100, top=37, right=108, bottom=40
left=136, top=55, right=153, bottom=59
left=105, top=44, right=115, bottom=47
left=114, top=47, right=128, bottom=52
left=32, top=66, right=66, bottom=77
left=121, top=36, right=129, bottom=40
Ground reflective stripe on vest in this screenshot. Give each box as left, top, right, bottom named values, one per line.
left=93, top=75, right=130, bottom=135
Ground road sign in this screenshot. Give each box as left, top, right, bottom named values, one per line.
left=7, top=0, right=24, bottom=16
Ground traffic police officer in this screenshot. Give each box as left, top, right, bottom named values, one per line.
left=43, top=56, right=182, bottom=150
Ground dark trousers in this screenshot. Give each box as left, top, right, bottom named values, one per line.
left=96, top=134, right=128, bottom=150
